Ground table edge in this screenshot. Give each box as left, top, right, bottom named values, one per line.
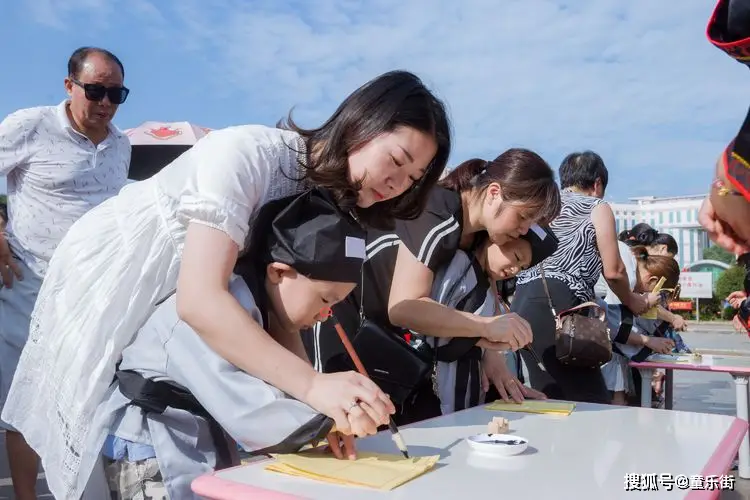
left=191, top=471, right=307, bottom=500
left=190, top=411, right=748, bottom=500
left=684, top=417, right=748, bottom=500
left=629, top=361, right=750, bottom=374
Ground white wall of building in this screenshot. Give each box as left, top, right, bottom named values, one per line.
left=609, top=194, right=708, bottom=269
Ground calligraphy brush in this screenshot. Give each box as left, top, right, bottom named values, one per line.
left=326, top=312, right=410, bottom=459
left=523, top=345, right=547, bottom=372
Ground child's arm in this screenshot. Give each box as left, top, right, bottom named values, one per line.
left=656, top=306, right=686, bottom=330
left=623, top=331, right=674, bottom=354
left=605, top=302, right=674, bottom=354
left=163, top=316, right=330, bottom=454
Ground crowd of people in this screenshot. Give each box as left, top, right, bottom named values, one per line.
left=1, top=1, right=750, bottom=499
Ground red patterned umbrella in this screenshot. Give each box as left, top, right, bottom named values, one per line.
left=125, top=121, right=212, bottom=180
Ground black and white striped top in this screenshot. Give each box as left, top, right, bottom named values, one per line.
left=516, top=190, right=604, bottom=302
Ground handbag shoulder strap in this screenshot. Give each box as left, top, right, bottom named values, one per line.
left=539, top=268, right=604, bottom=321
left=538, top=266, right=558, bottom=317
left=559, top=301, right=606, bottom=321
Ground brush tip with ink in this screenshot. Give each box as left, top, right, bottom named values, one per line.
left=388, top=418, right=410, bottom=458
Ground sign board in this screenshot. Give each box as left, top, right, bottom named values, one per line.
left=678, top=272, right=713, bottom=299
left=668, top=301, right=694, bottom=311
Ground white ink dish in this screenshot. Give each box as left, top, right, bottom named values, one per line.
left=466, top=433, right=528, bottom=457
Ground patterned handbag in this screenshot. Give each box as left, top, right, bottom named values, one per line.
left=539, top=267, right=612, bottom=368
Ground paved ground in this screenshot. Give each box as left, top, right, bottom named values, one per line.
left=1, top=325, right=750, bottom=498
left=677, top=329, right=750, bottom=499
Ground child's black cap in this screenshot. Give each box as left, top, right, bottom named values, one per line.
left=260, top=188, right=367, bottom=283
left=521, top=224, right=559, bottom=268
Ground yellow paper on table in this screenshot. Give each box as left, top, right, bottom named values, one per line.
left=265, top=450, right=439, bottom=491
left=648, top=354, right=693, bottom=364
left=486, top=400, right=576, bottom=416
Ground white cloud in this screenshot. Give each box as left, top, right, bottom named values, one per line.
left=159, top=0, right=749, bottom=199
left=25, top=0, right=112, bottom=30
left=10, top=0, right=750, bottom=200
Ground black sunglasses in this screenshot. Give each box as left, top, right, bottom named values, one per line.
left=70, top=78, right=130, bottom=105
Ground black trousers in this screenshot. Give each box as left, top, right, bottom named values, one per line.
left=512, top=277, right=611, bottom=405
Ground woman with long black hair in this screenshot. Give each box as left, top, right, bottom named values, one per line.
left=4, top=70, right=451, bottom=499
left=308, top=148, right=561, bottom=424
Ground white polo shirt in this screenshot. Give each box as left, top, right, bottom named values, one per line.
left=0, top=101, right=130, bottom=276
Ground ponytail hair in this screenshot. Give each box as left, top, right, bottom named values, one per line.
left=653, top=232, right=678, bottom=256
left=439, top=158, right=486, bottom=192
left=440, top=148, right=561, bottom=225
left=631, top=245, right=680, bottom=289
left=620, top=223, right=678, bottom=256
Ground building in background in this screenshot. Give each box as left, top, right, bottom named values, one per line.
left=610, top=194, right=709, bottom=269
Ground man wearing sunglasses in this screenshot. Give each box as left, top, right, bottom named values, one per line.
left=0, top=46, right=130, bottom=500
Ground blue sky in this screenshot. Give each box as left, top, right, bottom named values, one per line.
left=1, top=0, right=748, bottom=202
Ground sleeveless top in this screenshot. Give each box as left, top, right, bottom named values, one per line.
left=516, top=190, right=604, bottom=302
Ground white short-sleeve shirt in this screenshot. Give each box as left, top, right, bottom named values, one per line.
left=153, top=124, right=306, bottom=250
left=0, top=101, right=131, bottom=276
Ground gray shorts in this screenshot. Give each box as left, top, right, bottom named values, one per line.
left=105, top=457, right=169, bottom=500
left=0, top=256, right=43, bottom=431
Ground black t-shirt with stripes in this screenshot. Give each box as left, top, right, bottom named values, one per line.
left=304, top=187, right=464, bottom=372
left=360, top=186, right=464, bottom=329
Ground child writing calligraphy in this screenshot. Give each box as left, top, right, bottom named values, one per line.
left=87, top=189, right=393, bottom=500
left=428, top=226, right=556, bottom=415
left=599, top=246, right=680, bottom=405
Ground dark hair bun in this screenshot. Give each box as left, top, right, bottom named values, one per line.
left=635, top=228, right=659, bottom=246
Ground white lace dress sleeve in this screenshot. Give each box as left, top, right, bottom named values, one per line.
left=166, top=126, right=278, bottom=248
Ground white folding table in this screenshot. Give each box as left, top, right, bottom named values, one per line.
left=632, top=353, right=750, bottom=478
left=193, top=401, right=746, bottom=500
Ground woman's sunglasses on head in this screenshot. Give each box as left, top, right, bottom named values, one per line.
left=70, top=78, right=130, bottom=105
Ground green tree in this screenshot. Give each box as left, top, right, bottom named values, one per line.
left=699, top=297, right=722, bottom=319
left=703, top=245, right=735, bottom=265
left=0, top=194, right=6, bottom=204
left=715, top=265, right=746, bottom=302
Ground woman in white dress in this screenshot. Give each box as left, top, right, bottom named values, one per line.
left=3, top=70, right=451, bottom=500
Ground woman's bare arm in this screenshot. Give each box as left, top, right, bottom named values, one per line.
left=176, top=223, right=317, bottom=400
left=592, top=203, right=635, bottom=306
left=267, top=310, right=313, bottom=365
left=388, top=243, right=486, bottom=338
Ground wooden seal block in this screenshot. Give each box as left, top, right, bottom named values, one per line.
left=487, top=416, right=509, bottom=434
